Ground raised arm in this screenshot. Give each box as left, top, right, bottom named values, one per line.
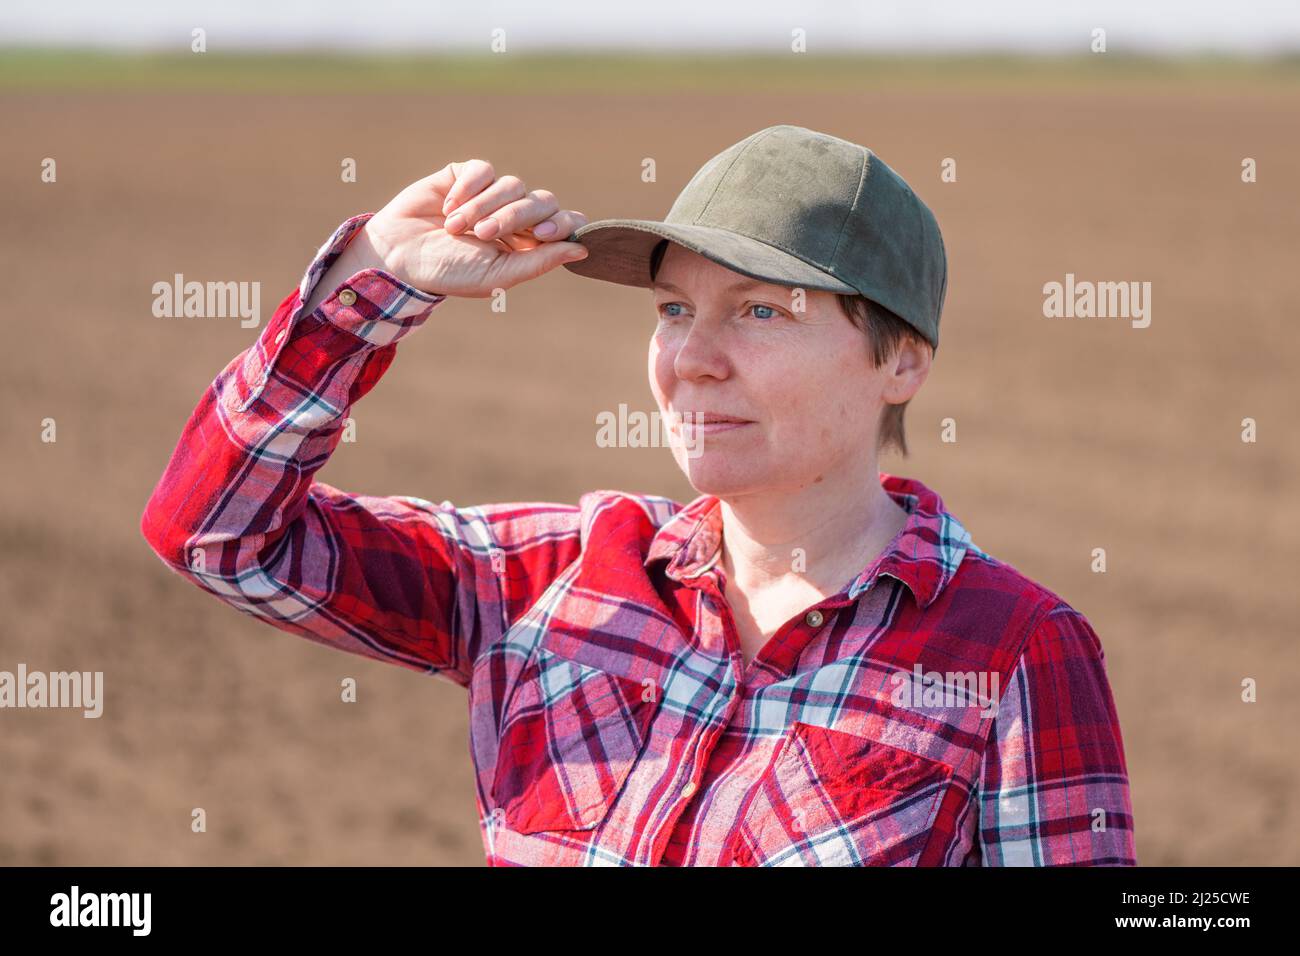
left=140, top=161, right=592, bottom=687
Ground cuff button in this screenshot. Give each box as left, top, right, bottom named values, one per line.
left=337, top=288, right=357, bottom=306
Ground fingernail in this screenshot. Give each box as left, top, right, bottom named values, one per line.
left=445, top=213, right=464, bottom=233
left=564, top=247, right=589, bottom=261
left=533, top=221, right=556, bottom=238
left=476, top=217, right=499, bottom=239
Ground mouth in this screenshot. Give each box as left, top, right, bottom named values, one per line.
left=671, top=411, right=755, bottom=435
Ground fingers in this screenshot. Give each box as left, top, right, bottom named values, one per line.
left=404, top=161, right=592, bottom=284
left=494, top=207, right=588, bottom=253
left=494, top=239, right=589, bottom=287
left=443, top=173, right=588, bottom=241
left=443, top=173, right=529, bottom=236
left=440, top=159, right=497, bottom=216
left=395, top=160, right=489, bottom=218
left=466, top=188, right=558, bottom=241
left=529, top=207, right=589, bottom=241
left=479, top=200, right=589, bottom=248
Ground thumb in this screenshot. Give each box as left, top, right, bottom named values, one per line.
left=497, top=241, right=589, bottom=286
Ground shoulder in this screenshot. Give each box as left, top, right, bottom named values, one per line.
left=945, top=540, right=1105, bottom=664
left=398, top=490, right=685, bottom=554
left=576, top=489, right=684, bottom=543
left=577, top=488, right=682, bottom=522
left=945, top=549, right=1122, bottom=760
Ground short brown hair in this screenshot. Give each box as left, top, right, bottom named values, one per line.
left=648, top=240, right=927, bottom=457
left=834, top=295, right=932, bottom=459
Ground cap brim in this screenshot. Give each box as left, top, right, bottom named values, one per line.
left=561, top=220, right=857, bottom=294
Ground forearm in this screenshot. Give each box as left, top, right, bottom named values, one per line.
left=141, top=157, right=591, bottom=677
left=141, top=213, right=444, bottom=575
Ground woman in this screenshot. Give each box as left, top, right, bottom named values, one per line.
left=141, top=125, right=1135, bottom=866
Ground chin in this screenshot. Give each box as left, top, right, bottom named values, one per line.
left=675, top=453, right=766, bottom=499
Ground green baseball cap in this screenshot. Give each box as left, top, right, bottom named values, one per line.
left=563, top=124, right=947, bottom=349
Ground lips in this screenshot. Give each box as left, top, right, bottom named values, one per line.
left=675, top=412, right=753, bottom=424
left=670, top=411, right=755, bottom=443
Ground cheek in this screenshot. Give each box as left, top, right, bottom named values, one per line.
left=757, top=355, right=817, bottom=429
left=647, top=335, right=661, bottom=380
left=819, top=400, right=851, bottom=449
left=648, top=336, right=673, bottom=402
left=803, top=387, right=862, bottom=453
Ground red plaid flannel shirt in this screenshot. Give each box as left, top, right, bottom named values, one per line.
left=141, top=213, right=1137, bottom=866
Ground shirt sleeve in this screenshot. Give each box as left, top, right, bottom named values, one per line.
left=974, top=603, right=1137, bottom=865
left=140, top=212, right=584, bottom=688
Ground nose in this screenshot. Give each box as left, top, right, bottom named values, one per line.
left=671, top=316, right=731, bottom=383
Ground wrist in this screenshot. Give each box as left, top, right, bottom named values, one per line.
left=354, top=218, right=407, bottom=280
left=338, top=223, right=393, bottom=278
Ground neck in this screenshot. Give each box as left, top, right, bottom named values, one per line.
left=718, top=461, right=908, bottom=598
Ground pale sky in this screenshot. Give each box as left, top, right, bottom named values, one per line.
left=2, top=1, right=1298, bottom=53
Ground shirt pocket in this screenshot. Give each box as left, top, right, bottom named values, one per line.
left=490, top=645, right=659, bottom=835
left=729, top=720, right=954, bottom=866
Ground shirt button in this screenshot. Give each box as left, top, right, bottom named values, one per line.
left=682, top=781, right=697, bottom=799
left=804, top=609, right=824, bottom=628
left=337, top=288, right=357, bottom=306
left=274, top=328, right=287, bottom=344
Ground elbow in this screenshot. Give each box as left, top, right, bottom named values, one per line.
left=139, top=492, right=193, bottom=569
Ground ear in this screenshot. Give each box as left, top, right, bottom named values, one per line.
left=881, top=337, right=932, bottom=406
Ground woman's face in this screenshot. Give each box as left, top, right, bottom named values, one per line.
left=649, top=243, right=926, bottom=499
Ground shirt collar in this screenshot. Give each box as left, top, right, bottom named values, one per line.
left=644, top=473, right=972, bottom=609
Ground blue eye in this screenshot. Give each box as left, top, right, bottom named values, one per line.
left=656, top=302, right=780, bottom=321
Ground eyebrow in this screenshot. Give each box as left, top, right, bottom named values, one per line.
left=651, top=277, right=777, bottom=297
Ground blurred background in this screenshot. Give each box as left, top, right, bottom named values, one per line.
left=1, top=1, right=1297, bottom=866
